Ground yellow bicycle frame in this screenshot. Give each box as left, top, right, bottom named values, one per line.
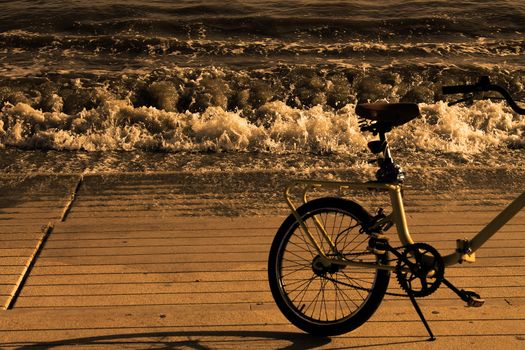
left=285, top=179, right=525, bottom=270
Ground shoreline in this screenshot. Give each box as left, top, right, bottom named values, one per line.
left=1, top=165, right=523, bottom=219
left=1, top=162, right=523, bottom=186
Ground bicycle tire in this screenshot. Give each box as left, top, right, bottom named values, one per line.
left=268, top=197, right=390, bottom=336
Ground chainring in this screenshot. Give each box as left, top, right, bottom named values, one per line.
left=395, top=243, right=445, bottom=297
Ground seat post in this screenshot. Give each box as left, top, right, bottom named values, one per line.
left=379, top=132, right=392, bottom=163
left=378, top=132, right=394, bottom=165
left=376, top=132, right=405, bottom=183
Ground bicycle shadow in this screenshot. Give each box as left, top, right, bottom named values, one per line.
left=12, top=330, right=332, bottom=350
left=9, top=330, right=435, bottom=349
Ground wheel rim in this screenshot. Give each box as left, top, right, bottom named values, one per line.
left=275, top=207, right=381, bottom=324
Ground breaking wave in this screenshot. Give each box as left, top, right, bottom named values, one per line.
left=1, top=0, right=524, bottom=166
left=1, top=96, right=523, bottom=157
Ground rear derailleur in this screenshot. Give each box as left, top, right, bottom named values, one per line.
left=368, top=238, right=485, bottom=341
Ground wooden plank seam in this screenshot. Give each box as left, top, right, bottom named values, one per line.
left=3, top=223, right=54, bottom=310
left=3, top=173, right=84, bottom=310
left=61, top=175, right=84, bottom=222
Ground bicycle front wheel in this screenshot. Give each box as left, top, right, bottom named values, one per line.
left=268, top=197, right=390, bottom=336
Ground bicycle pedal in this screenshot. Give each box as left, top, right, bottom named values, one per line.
left=463, top=290, right=485, bottom=307
left=467, top=297, right=485, bottom=307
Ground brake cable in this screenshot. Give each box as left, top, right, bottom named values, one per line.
left=447, top=94, right=474, bottom=107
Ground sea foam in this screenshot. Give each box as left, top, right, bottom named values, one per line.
left=1, top=97, right=522, bottom=157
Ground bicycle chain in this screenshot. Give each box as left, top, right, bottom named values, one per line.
left=325, top=243, right=445, bottom=298
left=321, top=274, right=410, bottom=297
left=324, top=244, right=413, bottom=298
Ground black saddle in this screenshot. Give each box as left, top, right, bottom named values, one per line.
left=356, top=103, right=420, bottom=132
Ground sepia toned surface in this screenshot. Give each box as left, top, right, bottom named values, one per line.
left=1, top=1, right=525, bottom=349
left=0, top=172, right=523, bottom=349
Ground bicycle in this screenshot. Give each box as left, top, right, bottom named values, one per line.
left=267, top=76, right=525, bottom=341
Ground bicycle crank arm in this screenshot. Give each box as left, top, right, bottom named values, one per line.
left=442, top=278, right=485, bottom=307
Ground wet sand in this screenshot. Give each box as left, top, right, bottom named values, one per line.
left=0, top=172, right=524, bottom=349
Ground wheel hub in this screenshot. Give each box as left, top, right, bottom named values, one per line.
left=312, top=255, right=342, bottom=276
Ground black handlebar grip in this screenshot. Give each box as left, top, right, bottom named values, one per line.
left=442, top=85, right=478, bottom=95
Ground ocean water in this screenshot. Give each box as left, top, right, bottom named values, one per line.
left=0, top=0, right=524, bottom=175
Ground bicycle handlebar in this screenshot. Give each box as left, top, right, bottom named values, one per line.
left=442, top=76, right=525, bottom=115
left=442, top=85, right=479, bottom=95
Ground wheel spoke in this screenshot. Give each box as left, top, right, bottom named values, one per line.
left=332, top=277, right=361, bottom=308
left=339, top=224, right=363, bottom=253
left=296, top=222, right=317, bottom=258
left=332, top=278, right=353, bottom=316
left=281, top=264, right=313, bottom=278
left=282, top=249, right=310, bottom=264
left=304, top=279, right=324, bottom=317
left=335, top=212, right=345, bottom=246
left=286, top=275, right=317, bottom=297
left=339, top=270, right=366, bottom=301
left=321, top=278, right=329, bottom=321
left=287, top=238, right=315, bottom=256
left=292, top=274, right=317, bottom=306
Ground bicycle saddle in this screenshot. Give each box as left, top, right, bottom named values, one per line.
left=356, top=103, right=420, bottom=127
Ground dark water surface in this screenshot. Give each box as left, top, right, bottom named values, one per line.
left=0, top=1, right=524, bottom=172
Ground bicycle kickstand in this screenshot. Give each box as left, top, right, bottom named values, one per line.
left=406, top=277, right=485, bottom=341
left=407, top=291, right=436, bottom=341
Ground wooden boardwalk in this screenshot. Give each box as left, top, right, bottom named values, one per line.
left=0, top=173, right=524, bottom=349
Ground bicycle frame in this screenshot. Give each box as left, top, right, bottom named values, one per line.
left=284, top=179, right=525, bottom=270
